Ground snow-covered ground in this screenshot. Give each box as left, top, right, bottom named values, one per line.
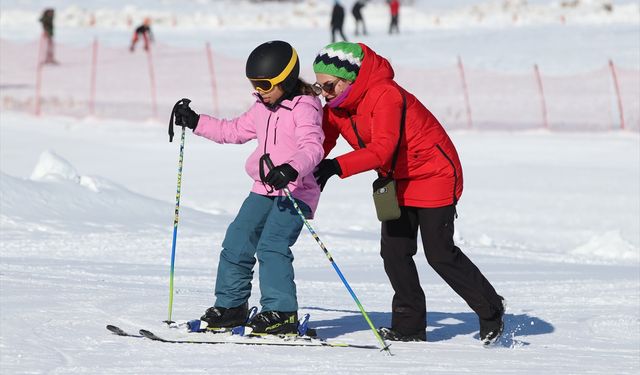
left=1, top=1, right=639, bottom=374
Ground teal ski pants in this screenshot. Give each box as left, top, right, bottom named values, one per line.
left=214, top=192, right=310, bottom=312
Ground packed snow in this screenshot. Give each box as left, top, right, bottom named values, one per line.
left=1, top=1, right=639, bottom=374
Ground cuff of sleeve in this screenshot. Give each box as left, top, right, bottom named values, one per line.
left=333, top=158, right=344, bottom=178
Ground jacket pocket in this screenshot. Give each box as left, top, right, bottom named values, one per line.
left=435, top=144, right=458, bottom=205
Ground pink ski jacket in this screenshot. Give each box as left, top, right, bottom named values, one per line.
left=194, top=95, right=324, bottom=216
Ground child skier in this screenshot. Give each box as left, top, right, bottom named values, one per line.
left=173, top=41, right=324, bottom=335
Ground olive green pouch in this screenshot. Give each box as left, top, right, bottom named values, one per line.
left=372, top=177, right=401, bottom=222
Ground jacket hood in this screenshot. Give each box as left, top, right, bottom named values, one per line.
left=336, top=43, right=395, bottom=111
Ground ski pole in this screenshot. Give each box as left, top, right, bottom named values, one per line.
left=262, top=154, right=392, bottom=355
left=165, top=98, right=190, bottom=324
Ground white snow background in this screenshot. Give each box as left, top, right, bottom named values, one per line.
left=1, top=0, right=639, bottom=374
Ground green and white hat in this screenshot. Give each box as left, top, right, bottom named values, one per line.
left=313, top=42, right=364, bottom=82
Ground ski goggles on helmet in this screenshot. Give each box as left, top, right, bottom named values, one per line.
left=312, top=78, right=341, bottom=96
left=248, top=48, right=298, bottom=94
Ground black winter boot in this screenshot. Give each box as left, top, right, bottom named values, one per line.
left=248, top=311, right=298, bottom=335
left=479, top=298, right=506, bottom=345
left=200, top=302, right=248, bottom=328
left=378, top=327, right=426, bottom=342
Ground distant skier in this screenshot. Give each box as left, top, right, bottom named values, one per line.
left=129, top=18, right=154, bottom=52
left=352, top=0, right=368, bottom=36
left=330, top=0, right=348, bottom=43
left=388, top=0, right=400, bottom=34
left=39, top=8, right=58, bottom=65
left=173, top=41, right=324, bottom=335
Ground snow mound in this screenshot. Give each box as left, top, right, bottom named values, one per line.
left=30, top=150, right=115, bottom=193
left=570, top=231, right=639, bottom=263
left=1, top=151, right=218, bottom=234
left=30, top=150, right=80, bottom=183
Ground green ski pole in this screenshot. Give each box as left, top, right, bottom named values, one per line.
left=165, top=98, right=190, bottom=323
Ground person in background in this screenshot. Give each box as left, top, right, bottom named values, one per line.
left=388, top=0, right=400, bottom=34
left=352, top=0, right=368, bottom=36
left=172, top=41, right=324, bottom=335
left=330, top=0, right=348, bottom=43
left=311, top=41, right=505, bottom=344
left=39, top=8, right=58, bottom=64
left=129, top=17, right=154, bottom=52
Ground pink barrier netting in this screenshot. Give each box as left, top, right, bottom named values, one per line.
left=1, top=39, right=638, bottom=131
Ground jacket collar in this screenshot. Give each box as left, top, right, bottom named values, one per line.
left=253, top=92, right=301, bottom=112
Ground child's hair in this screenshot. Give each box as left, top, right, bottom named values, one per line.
left=289, top=78, right=317, bottom=97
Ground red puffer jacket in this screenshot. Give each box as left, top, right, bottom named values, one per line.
left=322, top=43, right=463, bottom=208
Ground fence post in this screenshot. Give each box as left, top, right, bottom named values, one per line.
left=457, top=56, right=472, bottom=129
left=34, top=34, right=45, bottom=116
left=89, top=37, right=98, bottom=116
left=608, top=59, right=625, bottom=130
left=206, top=42, right=219, bottom=116
left=533, top=64, right=549, bottom=129
left=146, top=47, right=158, bottom=119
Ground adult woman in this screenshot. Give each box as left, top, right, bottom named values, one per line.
left=311, top=42, right=505, bottom=344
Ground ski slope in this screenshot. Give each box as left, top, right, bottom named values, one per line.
left=1, top=1, right=639, bottom=374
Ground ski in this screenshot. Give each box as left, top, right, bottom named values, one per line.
left=107, top=306, right=259, bottom=338
left=106, top=325, right=144, bottom=338
left=139, top=329, right=379, bottom=349
left=108, top=310, right=377, bottom=349
left=106, top=324, right=235, bottom=339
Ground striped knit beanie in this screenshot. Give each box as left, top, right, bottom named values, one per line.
left=313, top=42, right=364, bottom=82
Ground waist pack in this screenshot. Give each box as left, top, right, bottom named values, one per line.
left=372, top=176, right=401, bottom=221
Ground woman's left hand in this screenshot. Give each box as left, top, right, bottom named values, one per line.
left=313, top=159, right=341, bottom=191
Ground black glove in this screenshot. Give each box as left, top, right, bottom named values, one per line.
left=174, top=101, right=200, bottom=130
left=265, top=163, right=299, bottom=190
left=313, top=158, right=342, bottom=191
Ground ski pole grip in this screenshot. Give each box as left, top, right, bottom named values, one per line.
left=169, top=98, right=191, bottom=143
left=263, top=153, right=275, bottom=171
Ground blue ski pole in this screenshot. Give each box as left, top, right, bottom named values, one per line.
left=262, top=154, right=392, bottom=355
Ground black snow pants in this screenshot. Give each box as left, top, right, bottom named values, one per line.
left=380, top=204, right=503, bottom=336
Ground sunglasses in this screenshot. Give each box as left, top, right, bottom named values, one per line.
left=312, top=78, right=341, bottom=95
left=248, top=49, right=298, bottom=94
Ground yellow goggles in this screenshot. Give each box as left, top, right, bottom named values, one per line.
left=249, top=48, right=298, bottom=93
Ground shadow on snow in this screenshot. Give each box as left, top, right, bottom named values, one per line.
left=301, top=306, right=554, bottom=347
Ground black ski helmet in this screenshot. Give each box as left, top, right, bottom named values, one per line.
left=246, top=40, right=300, bottom=94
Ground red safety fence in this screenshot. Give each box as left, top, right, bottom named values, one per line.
left=1, top=38, right=638, bottom=131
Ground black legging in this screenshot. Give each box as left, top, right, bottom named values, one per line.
left=331, top=26, right=348, bottom=43
left=380, top=205, right=503, bottom=335
left=389, top=15, right=399, bottom=34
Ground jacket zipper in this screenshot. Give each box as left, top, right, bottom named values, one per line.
left=273, top=117, right=279, bottom=145
left=435, top=144, right=458, bottom=207
left=263, top=112, right=272, bottom=155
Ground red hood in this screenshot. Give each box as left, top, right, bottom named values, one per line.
left=337, top=43, right=395, bottom=112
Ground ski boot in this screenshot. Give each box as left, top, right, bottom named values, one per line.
left=377, top=327, right=426, bottom=342
left=479, top=297, right=506, bottom=345
left=247, top=311, right=298, bottom=335
left=200, top=302, right=249, bottom=329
